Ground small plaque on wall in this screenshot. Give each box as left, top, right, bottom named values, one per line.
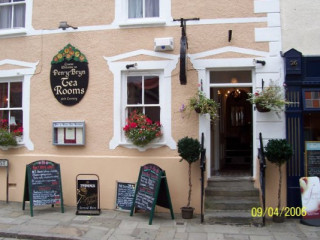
left=53, top=121, right=85, bottom=145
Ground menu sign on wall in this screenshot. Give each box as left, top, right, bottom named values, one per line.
left=50, top=44, right=89, bottom=106
left=305, top=141, right=320, bottom=177
left=22, top=160, right=64, bottom=217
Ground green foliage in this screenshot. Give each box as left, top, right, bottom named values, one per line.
left=247, top=80, right=290, bottom=112
left=265, top=139, right=293, bottom=166
left=0, top=129, right=18, bottom=146
left=187, top=90, right=219, bottom=121
left=177, top=137, right=201, bottom=164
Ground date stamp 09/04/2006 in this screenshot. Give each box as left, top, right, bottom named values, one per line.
left=251, top=207, right=307, bottom=217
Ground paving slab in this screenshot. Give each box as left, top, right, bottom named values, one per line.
left=0, top=201, right=320, bottom=240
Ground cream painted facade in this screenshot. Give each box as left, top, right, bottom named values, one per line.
left=0, top=0, right=285, bottom=215
left=281, top=0, right=320, bottom=55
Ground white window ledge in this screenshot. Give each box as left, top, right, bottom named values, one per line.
left=119, top=18, right=166, bottom=27
left=0, top=28, right=27, bottom=37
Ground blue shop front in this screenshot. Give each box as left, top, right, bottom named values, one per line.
left=284, top=49, right=320, bottom=209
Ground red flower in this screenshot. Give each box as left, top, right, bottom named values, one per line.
left=123, top=125, right=130, bottom=132
left=146, top=118, right=152, bottom=125
left=130, top=122, right=137, bottom=128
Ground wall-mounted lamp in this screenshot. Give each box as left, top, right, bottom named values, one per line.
left=254, top=59, right=266, bottom=66
left=59, top=21, right=78, bottom=30
left=126, top=63, right=137, bottom=69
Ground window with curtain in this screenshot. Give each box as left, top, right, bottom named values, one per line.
left=0, top=80, right=23, bottom=136
left=128, top=0, right=159, bottom=19
left=126, top=74, right=160, bottom=121
left=0, top=0, right=26, bottom=29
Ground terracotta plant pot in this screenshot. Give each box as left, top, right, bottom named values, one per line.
left=255, top=103, right=270, bottom=113
left=181, top=207, right=194, bottom=219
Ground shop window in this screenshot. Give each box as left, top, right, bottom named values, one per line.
left=0, top=0, right=32, bottom=36
left=303, top=89, right=320, bottom=110
left=0, top=81, right=23, bottom=140
left=115, top=0, right=170, bottom=27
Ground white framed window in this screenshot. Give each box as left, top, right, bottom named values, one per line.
left=114, top=0, right=171, bottom=27
left=0, top=59, right=38, bottom=150
left=0, top=0, right=32, bottom=36
left=128, top=0, right=159, bottom=19
left=105, top=49, right=178, bottom=150
left=0, top=79, right=23, bottom=140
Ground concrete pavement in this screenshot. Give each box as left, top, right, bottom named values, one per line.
left=0, top=201, right=319, bottom=240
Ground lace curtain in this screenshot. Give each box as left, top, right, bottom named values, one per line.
left=128, top=0, right=159, bottom=18
left=0, top=0, right=25, bottom=29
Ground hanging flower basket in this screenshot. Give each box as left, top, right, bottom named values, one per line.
left=247, top=80, right=291, bottom=112
left=255, top=103, right=271, bottom=113
left=184, top=90, right=219, bottom=121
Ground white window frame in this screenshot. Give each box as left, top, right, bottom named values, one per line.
left=122, top=71, right=162, bottom=146
left=0, top=78, right=23, bottom=137
left=114, top=0, right=171, bottom=27
left=0, top=0, right=33, bottom=37
left=104, top=49, right=177, bottom=151
left=0, top=59, right=38, bottom=150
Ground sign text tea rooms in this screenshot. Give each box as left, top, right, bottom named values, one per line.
left=50, top=44, right=89, bottom=106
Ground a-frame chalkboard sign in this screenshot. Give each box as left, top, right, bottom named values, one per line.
left=130, top=163, right=174, bottom=225
left=22, top=160, right=64, bottom=217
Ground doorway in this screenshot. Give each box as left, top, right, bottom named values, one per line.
left=210, top=71, right=253, bottom=177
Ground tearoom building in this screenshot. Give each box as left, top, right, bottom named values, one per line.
left=0, top=0, right=286, bottom=221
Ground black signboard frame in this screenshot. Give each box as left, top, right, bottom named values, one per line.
left=76, top=174, right=100, bottom=215
left=305, top=141, right=320, bottom=177
left=115, top=181, right=136, bottom=211
left=130, top=164, right=174, bottom=225
left=22, top=160, right=64, bottom=217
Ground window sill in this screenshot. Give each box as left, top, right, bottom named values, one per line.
left=0, top=28, right=27, bottom=38
left=0, top=143, right=24, bottom=151
left=119, top=141, right=166, bottom=151
left=119, top=18, right=166, bottom=28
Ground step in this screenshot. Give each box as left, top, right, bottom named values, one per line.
left=207, top=177, right=255, bottom=188
left=205, top=198, right=260, bottom=210
left=204, top=210, right=263, bottom=226
left=205, top=186, right=260, bottom=197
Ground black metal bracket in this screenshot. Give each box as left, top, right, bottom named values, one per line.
left=173, top=18, right=200, bottom=85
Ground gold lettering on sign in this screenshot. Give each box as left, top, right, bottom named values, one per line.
left=290, top=60, right=298, bottom=66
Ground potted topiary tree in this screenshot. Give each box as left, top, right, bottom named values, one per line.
left=264, top=139, right=293, bottom=223
left=177, top=136, right=201, bottom=219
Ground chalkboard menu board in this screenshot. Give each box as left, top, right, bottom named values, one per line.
left=116, top=182, right=135, bottom=211
left=306, top=142, right=320, bottom=177
left=130, top=164, right=174, bottom=225
left=22, top=160, right=64, bottom=217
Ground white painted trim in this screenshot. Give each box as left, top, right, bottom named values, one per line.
left=104, top=50, right=178, bottom=150
left=0, top=59, right=38, bottom=151
left=254, top=0, right=280, bottom=13
left=190, top=47, right=271, bottom=179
